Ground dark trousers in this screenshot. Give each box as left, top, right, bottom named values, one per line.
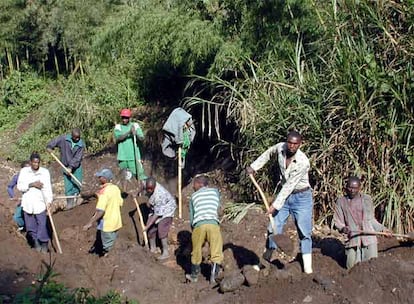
left=24, top=211, right=50, bottom=244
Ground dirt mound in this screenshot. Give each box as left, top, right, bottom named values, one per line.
left=1, top=154, right=414, bottom=304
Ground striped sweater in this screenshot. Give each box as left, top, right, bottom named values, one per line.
left=189, top=187, right=220, bottom=228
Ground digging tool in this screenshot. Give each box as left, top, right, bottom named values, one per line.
left=13, top=195, right=79, bottom=201
left=49, top=151, right=82, bottom=188
left=132, top=134, right=142, bottom=182
left=353, top=230, right=414, bottom=241
left=47, top=205, right=63, bottom=254
left=248, top=173, right=294, bottom=256
left=40, top=187, right=62, bottom=254
left=178, top=146, right=183, bottom=219
left=133, top=197, right=148, bottom=246
left=54, top=195, right=80, bottom=200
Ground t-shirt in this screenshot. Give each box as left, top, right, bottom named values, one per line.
left=96, top=183, right=123, bottom=232
left=148, top=182, right=176, bottom=218
left=189, top=187, right=221, bottom=228
left=113, top=122, right=144, bottom=161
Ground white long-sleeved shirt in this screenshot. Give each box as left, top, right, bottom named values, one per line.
left=250, top=142, right=310, bottom=210
left=17, top=166, right=53, bottom=214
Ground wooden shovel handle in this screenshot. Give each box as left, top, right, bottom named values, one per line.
left=178, top=147, right=183, bottom=219
left=354, top=230, right=412, bottom=239
left=49, top=151, right=82, bottom=188
left=47, top=206, right=62, bottom=254
left=133, top=197, right=148, bottom=246
left=248, top=173, right=277, bottom=233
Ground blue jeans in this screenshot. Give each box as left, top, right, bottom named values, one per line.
left=13, top=205, right=25, bottom=228
left=268, top=189, right=313, bottom=254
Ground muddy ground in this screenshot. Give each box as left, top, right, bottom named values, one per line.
left=1, top=151, right=414, bottom=304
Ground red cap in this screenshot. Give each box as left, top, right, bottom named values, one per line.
left=120, top=108, right=131, bottom=118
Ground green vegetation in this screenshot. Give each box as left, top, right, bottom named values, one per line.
left=14, top=261, right=137, bottom=303
left=0, top=0, right=413, bottom=233
left=185, top=1, right=414, bottom=233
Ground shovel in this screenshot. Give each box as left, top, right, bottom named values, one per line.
left=353, top=230, right=414, bottom=241
left=248, top=174, right=294, bottom=256
left=133, top=197, right=148, bottom=247
left=49, top=151, right=83, bottom=188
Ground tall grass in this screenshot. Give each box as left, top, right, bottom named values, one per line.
left=8, top=67, right=138, bottom=160
left=184, top=1, right=414, bottom=233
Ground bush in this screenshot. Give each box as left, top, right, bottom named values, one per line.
left=11, top=67, right=139, bottom=160
left=184, top=1, right=414, bottom=233
left=0, top=70, right=51, bottom=131
left=14, top=261, right=137, bottom=304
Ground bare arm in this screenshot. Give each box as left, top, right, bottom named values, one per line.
left=83, top=209, right=105, bottom=231
left=144, top=214, right=160, bottom=231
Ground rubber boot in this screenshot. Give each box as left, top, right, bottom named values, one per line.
left=262, top=248, right=274, bottom=262
left=34, top=239, right=41, bottom=252
left=40, top=241, right=49, bottom=253
left=157, top=238, right=170, bottom=260
left=210, top=263, right=223, bottom=284
left=185, top=264, right=201, bottom=283
left=65, top=198, right=76, bottom=210
left=149, top=237, right=157, bottom=254
left=302, top=253, right=313, bottom=274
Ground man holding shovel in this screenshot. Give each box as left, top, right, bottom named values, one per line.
left=47, top=128, right=84, bottom=210
left=83, top=168, right=123, bottom=256
left=334, top=176, right=392, bottom=269
left=141, top=177, right=176, bottom=260
left=246, top=131, right=313, bottom=274
left=114, top=109, right=147, bottom=184
left=17, top=152, right=53, bottom=252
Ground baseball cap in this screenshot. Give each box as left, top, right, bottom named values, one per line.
left=120, top=108, right=131, bottom=118
left=95, top=168, right=114, bottom=180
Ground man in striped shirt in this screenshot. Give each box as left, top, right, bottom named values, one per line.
left=186, top=175, right=223, bottom=284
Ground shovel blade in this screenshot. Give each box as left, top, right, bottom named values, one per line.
left=272, top=234, right=294, bottom=256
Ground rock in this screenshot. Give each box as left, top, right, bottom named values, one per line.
left=260, top=267, right=270, bottom=277
left=273, top=269, right=292, bottom=280
left=285, top=261, right=302, bottom=276
left=313, top=274, right=333, bottom=291
left=303, top=295, right=312, bottom=302
left=242, top=265, right=259, bottom=286
left=223, top=248, right=239, bottom=272
left=17, top=277, right=24, bottom=282
left=219, top=271, right=245, bottom=293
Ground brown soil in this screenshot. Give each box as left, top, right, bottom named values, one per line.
left=1, top=153, right=414, bottom=304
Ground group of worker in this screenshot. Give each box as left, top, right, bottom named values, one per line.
left=246, top=131, right=392, bottom=273
left=7, top=107, right=392, bottom=285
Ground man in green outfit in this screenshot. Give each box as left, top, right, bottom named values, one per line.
left=47, top=128, right=84, bottom=210
left=114, top=108, right=147, bottom=181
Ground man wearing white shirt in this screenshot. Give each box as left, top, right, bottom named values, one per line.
left=247, top=131, right=313, bottom=274
left=17, top=152, right=53, bottom=252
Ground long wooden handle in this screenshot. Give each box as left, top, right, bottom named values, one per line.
left=133, top=197, right=148, bottom=246
left=133, top=136, right=141, bottom=181
left=49, top=152, right=82, bottom=188
left=248, top=173, right=277, bottom=233
left=178, top=147, right=183, bottom=219
left=354, top=230, right=410, bottom=238
left=47, top=207, right=62, bottom=254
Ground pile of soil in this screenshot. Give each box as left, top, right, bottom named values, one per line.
left=1, top=153, right=413, bottom=304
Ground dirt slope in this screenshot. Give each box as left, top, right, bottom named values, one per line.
left=1, top=154, right=413, bottom=304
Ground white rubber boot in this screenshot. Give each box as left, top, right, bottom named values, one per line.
left=302, top=253, right=313, bottom=274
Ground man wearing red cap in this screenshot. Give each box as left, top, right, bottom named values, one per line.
left=114, top=109, right=147, bottom=181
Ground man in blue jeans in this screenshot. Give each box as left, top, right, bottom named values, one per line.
left=247, top=131, right=313, bottom=274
